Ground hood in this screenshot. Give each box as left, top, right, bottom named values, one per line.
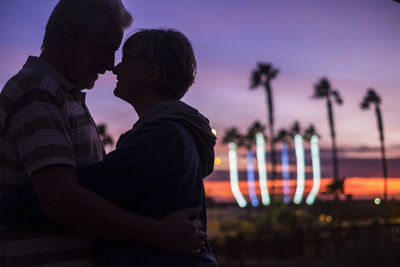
left=133, top=100, right=216, bottom=177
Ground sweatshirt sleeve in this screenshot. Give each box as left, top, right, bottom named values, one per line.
left=77, top=121, right=183, bottom=206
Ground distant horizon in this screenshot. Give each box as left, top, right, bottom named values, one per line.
left=204, top=177, right=400, bottom=203
left=212, top=145, right=400, bottom=175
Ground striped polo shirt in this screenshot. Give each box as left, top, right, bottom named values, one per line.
left=0, top=56, right=105, bottom=266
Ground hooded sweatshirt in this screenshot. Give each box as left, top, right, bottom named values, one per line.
left=120, top=99, right=216, bottom=178
left=77, top=100, right=218, bottom=266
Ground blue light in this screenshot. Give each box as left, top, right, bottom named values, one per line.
left=281, top=143, right=291, bottom=204
left=256, top=133, right=270, bottom=206
left=306, top=135, right=321, bottom=205
left=247, top=150, right=259, bottom=207
left=228, top=142, right=247, bottom=208
left=293, top=135, right=305, bottom=204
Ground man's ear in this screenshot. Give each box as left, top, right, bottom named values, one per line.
left=63, top=22, right=81, bottom=44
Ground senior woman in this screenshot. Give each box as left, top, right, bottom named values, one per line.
left=77, top=28, right=218, bottom=266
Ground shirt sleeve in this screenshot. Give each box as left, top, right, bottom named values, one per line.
left=9, top=88, right=76, bottom=176
left=77, top=121, right=183, bottom=205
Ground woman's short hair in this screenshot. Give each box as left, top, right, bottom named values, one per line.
left=123, top=29, right=197, bottom=99
left=42, top=0, right=132, bottom=49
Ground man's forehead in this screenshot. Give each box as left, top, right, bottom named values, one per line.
left=87, top=23, right=124, bottom=45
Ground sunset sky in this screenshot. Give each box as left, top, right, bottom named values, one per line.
left=1, top=0, right=399, bottom=167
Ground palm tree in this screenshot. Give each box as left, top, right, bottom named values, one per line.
left=303, top=123, right=344, bottom=199
left=222, top=127, right=243, bottom=146
left=274, top=129, right=291, bottom=144
left=303, top=124, right=319, bottom=142
left=312, top=77, right=343, bottom=183
left=246, top=121, right=266, bottom=143
left=289, top=121, right=301, bottom=138
left=242, top=121, right=266, bottom=207
left=326, top=179, right=345, bottom=195
left=250, top=63, right=280, bottom=192
left=222, top=127, right=247, bottom=207
left=361, top=89, right=388, bottom=201
left=277, top=122, right=320, bottom=144
left=302, top=124, right=322, bottom=205
left=97, top=123, right=114, bottom=148
left=274, top=121, right=302, bottom=203
left=274, top=128, right=292, bottom=203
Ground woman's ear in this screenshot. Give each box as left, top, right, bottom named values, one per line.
left=145, top=64, right=163, bottom=87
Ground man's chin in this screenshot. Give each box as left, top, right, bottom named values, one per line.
left=113, top=88, right=127, bottom=102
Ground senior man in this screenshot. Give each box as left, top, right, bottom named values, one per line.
left=0, top=0, right=204, bottom=266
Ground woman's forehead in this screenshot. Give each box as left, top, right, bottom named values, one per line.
left=123, top=38, right=143, bottom=54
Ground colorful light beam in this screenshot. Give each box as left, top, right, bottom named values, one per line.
left=281, top=143, right=291, bottom=204
left=247, top=150, right=259, bottom=207
left=256, top=133, right=270, bottom=206
left=293, top=135, right=305, bottom=204
left=306, top=135, right=321, bottom=205
left=228, top=142, right=247, bottom=208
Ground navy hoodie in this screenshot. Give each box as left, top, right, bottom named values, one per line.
left=77, top=100, right=218, bottom=266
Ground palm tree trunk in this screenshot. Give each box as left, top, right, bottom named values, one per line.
left=327, top=96, right=341, bottom=227
left=265, top=83, right=276, bottom=195
left=327, top=97, right=339, bottom=182
left=281, top=142, right=291, bottom=203
left=375, top=104, right=388, bottom=201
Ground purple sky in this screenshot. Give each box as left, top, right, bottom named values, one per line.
left=1, top=0, right=400, bottom=159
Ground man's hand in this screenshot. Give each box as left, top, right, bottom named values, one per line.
left=153, top=207, right=206, bottom=254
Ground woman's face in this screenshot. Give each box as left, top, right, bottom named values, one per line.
left=112, top=40, right=151, bottom=102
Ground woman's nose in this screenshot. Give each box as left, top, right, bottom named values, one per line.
left=112, top=63, right=121, bottom=75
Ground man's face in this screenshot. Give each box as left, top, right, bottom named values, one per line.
left=71, top=23, right=124, bottom=89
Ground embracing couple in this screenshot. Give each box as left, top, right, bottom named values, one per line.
left=0, top=0, right=217, bottom=266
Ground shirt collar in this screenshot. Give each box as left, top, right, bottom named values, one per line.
left=23, top=56, right=79, bottom=92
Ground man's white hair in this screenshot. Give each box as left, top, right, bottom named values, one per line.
left=42, top=0, right=133, bottom=49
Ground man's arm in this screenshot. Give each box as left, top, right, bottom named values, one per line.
left=3, top=86, right=205, bottom=252
left=31, top=165, right=205, bottom=253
